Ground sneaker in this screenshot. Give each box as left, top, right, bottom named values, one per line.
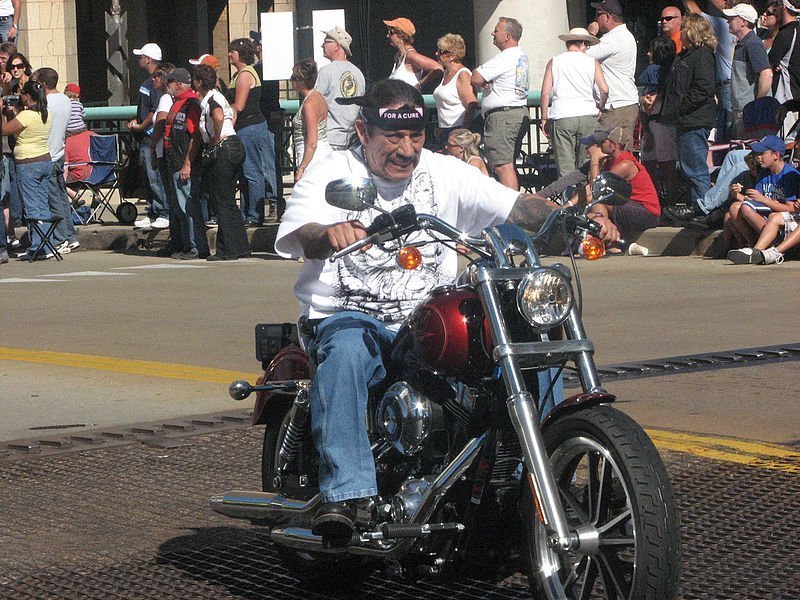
left=754, top=247, right=784, bottom=265
left=56, top=240, right=71, bottom=255
left=171, top=249, right=200, bottom=260
left=18, top=250, right=54, bottom=261
left=0, top=249, right=8, bottom=264
left=67, top=240, right=81, bottom=250
left=150, top=217, right=170, bottom=229
left=134, top=216, right=153, bottom=229
left=727, top=247, right=754, bottom=265
left=7, top=236, right=20, bottom=249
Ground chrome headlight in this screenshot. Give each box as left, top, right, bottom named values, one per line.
left=516, top=268, right=573, bottom=329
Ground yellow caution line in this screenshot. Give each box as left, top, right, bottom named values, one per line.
left=0, top=346, right=259, bottom=384
left=1, top=346, right=798, bottom=473
left=646, top=428, right=800, bottom=475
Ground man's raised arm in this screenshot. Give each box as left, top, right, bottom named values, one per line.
left=505, top=193, right=620, bottom=243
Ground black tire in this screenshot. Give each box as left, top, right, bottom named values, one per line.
left=261, top=407, right=374, bottom=588
left=522, top=405, right=680, bottom=599
left=115, top=201, right=138, bottom=225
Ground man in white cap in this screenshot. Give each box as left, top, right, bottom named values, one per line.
left=585, top=0, right=639, bottom=134
left=315, top=26, right=365, bottom=150
left=724, top=2, right=772, bottom=138
left=128, top=42, right=170, bottom=229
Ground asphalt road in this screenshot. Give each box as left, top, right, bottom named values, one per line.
left=1, top=250, right=798, bottom=445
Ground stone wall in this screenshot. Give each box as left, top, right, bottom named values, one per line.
left=18, top=0, right=78, bottom=85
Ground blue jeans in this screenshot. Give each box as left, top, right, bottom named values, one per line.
left=16, top=160, right=54, bottom=251
left=170, top=170, right=208, bottom=255
left=697, top=149, right=749, bottom=214
left=715, top=81, right=732, bottom=143
left=0, top=18, right=14, bottom=44
left=677, top=127, right=712, bottom=207
left=140, top=138, right=169, bottom=219
left=307, top=311, right=397, bottom=502
left=3, top=153, right=21, bottom=224
left=236, top=122, right=273, bottom=222
left=48, top=158, right=77, bottom=245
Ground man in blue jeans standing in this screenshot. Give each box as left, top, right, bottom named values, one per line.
left=127, top=42, right=169, bottom=230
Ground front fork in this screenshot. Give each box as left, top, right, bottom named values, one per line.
left=477, top=274, right=600, bottom=554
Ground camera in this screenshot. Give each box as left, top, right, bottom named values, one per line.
left=2, top=94, right=21, bottom=107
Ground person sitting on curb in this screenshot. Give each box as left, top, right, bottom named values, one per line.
left=728, top=197, right=800, bottom=265
left=726, top=135, right=800, bottom=260
left=579, top=127, right=661, bottom=250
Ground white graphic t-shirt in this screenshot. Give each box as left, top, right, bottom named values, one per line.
left=476, top=46, right=530, bottom=114
left=275, top=148, right=518, bottom=324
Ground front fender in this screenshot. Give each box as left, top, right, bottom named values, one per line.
left=252, top=344, right=311, bottom=425
left=540, top=392, right=616, bottom=430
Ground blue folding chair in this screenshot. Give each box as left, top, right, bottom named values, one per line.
left=66, top=134, right=137, bottom=225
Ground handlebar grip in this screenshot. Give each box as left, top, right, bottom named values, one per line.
left=585, top=217, right=603, bottom=237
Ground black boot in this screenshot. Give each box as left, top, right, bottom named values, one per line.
left=662, top=201, right=702, bottom=225
left=311, top=501, right=358, bottom=547
left=311, top=497, right=378, bottom=548
left=686, top=207, right=724, bottom=230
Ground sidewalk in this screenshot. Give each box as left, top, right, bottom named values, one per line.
left=59, top=221, right=724, bottom=258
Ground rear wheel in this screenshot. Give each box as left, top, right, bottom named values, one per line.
left=522, top=405, right=680, bottom=599
left=262, top=405, right=374, bottom=588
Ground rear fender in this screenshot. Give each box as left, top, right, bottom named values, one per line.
left=252, top=344, right=311, bottom=425
left=541, top=392, right=616, bottom=431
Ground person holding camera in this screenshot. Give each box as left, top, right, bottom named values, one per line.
left=1, top=79, right=54, bottom=260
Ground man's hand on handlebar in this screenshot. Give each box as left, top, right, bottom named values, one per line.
left=589, top=215, right=620, bottom=244
left=296, top=221, right=370, bottom=260
left=325, top=220, right=368, bottom=253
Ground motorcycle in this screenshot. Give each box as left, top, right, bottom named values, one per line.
left=212, top=173, right=681, bottom=599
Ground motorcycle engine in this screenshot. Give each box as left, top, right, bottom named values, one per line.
left=377, top=381, right=435, bottom=456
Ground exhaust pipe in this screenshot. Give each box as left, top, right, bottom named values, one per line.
left=210, top=490, right=322, bottom=523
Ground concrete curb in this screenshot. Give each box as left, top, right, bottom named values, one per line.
left=13, top=222, right=721, bottom=259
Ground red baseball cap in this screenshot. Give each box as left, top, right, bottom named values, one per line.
left=64, top=83, right=81, bottom=96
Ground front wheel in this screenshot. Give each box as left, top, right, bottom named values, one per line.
left=522, top=405, right=680, bottom=599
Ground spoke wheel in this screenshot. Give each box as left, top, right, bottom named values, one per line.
left=523, top=405, right=680, bottom=600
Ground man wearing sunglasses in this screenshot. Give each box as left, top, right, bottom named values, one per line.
left=660, top=6, right=684, bottom=53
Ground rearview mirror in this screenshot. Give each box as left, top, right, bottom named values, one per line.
left=325, top=177, right=378, bottom=211
left=589, top=172, right=631, bottom=209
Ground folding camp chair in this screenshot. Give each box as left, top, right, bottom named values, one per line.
left=65, top=133, right=137, bottom=225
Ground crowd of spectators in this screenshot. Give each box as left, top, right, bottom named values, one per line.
left=6, top=1, right=800, bottom=266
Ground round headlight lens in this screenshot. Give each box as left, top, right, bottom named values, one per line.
left=516, top=268, right=573, bottom=329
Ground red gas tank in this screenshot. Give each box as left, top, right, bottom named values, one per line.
left=404, top=285, right=494, bottom=379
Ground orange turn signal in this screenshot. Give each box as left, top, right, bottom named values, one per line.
left=581, top=236, right=605, bottom=261
left=397, top=246, right=422, bottom=270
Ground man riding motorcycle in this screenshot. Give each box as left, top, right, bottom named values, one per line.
left=274, top=79, right=619, bottom=547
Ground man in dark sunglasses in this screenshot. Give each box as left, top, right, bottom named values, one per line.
left=659, top=6, right=683, bottom=53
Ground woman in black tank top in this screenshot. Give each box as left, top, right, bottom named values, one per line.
left=226, top=38, right=272, bottom=226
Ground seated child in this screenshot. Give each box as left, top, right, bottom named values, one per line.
left=64, top=83, right=87, bottom=136
left=725, top=135, right=800, bottom=256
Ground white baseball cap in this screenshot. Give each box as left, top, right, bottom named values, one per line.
left=722, top=4, right=758, bottom=24
left=133, top=42, right=163, bottom=62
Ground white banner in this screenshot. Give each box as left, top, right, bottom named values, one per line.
left=260, top=12, right=296, bottom=81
